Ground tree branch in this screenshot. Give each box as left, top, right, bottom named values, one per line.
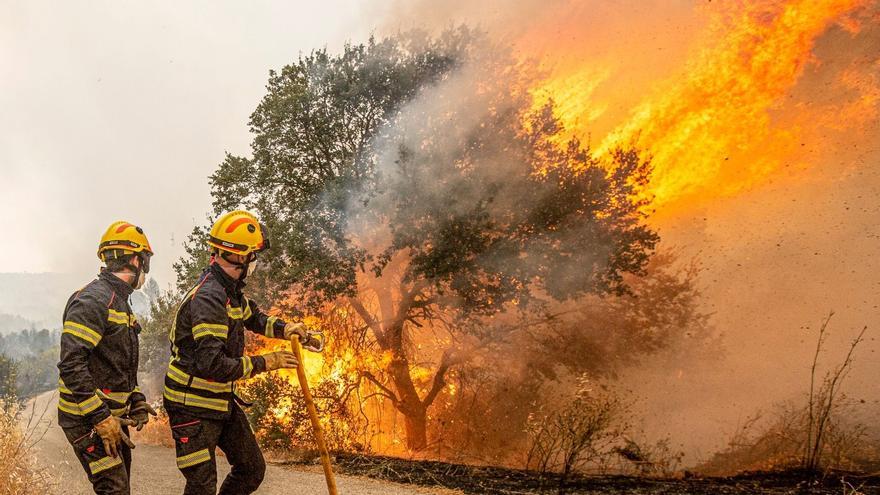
left=348, top=297, right=387, bottom=347
left=360, top=371, right=400, bottom=406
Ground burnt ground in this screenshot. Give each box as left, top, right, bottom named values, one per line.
left=335, top=453, right=880, bottom=494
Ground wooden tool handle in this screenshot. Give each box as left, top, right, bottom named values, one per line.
left=291, top=337, right=339, bottom=495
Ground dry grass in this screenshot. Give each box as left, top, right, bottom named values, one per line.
left=0, top=398, right=52, bottom=495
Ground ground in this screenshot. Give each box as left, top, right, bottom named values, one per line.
left=23, top=392, right=880, bottom=494
left=23, top=392, right=458, bottom=495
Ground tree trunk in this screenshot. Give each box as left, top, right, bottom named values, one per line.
left=402, top=405, right=428, bottom=451
left=387, top=354, right=430, bottom=451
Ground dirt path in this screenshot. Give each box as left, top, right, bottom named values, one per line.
left=24, top=392, right=458, bottom=495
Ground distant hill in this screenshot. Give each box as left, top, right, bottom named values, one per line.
left=0, top=273, right=159, bottom=333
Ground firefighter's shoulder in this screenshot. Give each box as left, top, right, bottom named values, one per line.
left=189, top=272, right=227, bottom=308
left=68, top=277, right=114, bottom=308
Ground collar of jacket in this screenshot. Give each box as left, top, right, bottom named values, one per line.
left=99, top=269, right=135, bottom=298
left=208, top=262, right=245, bottom=296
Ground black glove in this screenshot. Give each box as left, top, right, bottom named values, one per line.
left=129, top=401, right=158, bottom=431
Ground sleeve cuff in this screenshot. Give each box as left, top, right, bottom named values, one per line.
left=129, top=391, right=146, bottom=405
left=88, top=406, right=112, bottom=426
left=273, top=319, right=287, bottom=339
left=251, top=355, right=267, bottom=376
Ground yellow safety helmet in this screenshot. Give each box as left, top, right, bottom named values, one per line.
left=207, top=210, right=270, bottom=256
left=97, top=221, right=153, bottom=261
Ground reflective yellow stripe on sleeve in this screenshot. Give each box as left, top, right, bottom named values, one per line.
left=241, top=356, right=253, bottom=379
left=107, top=309, right=129, bottom=325
left=176, top=448, right=212, bottom=469
left=58, top=378, right=72, bottom=395
left=96, top=389, right=132, bottom=403
left=58, top=394, right=103, bottom=416
left=192, top=323, right=228, bottom=340
left=242, top=303, right=253, bottom=320
left=63, top=321, right=102, bottom=346
left=226, top=305, right=244, bottom=319
left=264, top=316, right=278, bottom=338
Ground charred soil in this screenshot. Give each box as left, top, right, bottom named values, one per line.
left=335, top=454, right=880, bottom=494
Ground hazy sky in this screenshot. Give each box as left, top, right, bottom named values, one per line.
left=0, top=0, right=383, bottom=286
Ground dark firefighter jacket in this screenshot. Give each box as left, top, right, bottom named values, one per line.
left=163, top=263, right=288, bottom=420
left=58, top=270, right=146, bottom=428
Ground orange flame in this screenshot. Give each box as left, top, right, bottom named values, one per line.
left=528, top=0, right=876, bottom=210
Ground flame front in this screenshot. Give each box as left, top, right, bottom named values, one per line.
left=529, top=0, right=877, bottom=210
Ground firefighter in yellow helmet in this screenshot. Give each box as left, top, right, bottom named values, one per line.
left=58, top=221, right=157, bottom=494
left=163, top=210, right=306, bottom=495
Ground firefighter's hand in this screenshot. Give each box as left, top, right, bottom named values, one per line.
left=94, top=416, right=136, bottom=458
left=262, top=350, right=298, bottom=371
left=129, top=401, right=158, bottom=431
left=283, top=322, right=308, bottom=341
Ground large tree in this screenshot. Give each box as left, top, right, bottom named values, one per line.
left=197, top=29, right=659, bottom=450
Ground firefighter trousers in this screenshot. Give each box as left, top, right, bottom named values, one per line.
left=168, top=404, right=266, bottom=495
left=62, top=423, right=132, bottom=495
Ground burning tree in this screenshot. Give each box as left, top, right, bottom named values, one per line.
left=193, top=28, right=659, bottom=451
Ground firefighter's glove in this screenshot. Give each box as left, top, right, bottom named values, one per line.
left=129, top=401, right=157, bottom=431
left=262, top=350, right=298, bottom=371
left=94, top=415, right=136, bottom=458
left=283, top=322, right=308, bottom=341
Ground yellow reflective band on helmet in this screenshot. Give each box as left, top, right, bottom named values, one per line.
left=63, top=321, right=102, bottom=347
left=89, top=455, right=123, bottom=475
left=177, top=448, right=212, bottom=469
left=163, top=386, right=229, bottom=412
left=58, top=394, right=103, bottom=415
left=166, top=364, right=233, bottom=394
left=192, top=323, right=228, bottom=340
left=241, top=356, right=253, bottom=379
left=264, top=316, right=278, bottom=338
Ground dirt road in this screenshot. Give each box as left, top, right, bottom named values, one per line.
left=24, top=392, right=457, bottom=495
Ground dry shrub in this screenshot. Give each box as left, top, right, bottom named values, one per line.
left=0, top=399, right=51, bottom=495
left=524, top=375, right=629, bottom=482
left=612, top=437, right=685, bottom=477
left=699, top=313, right=877, bottom=475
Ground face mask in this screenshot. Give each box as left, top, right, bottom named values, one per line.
left=246, top=260, right=258, bottom=277
left=134, top=271, right=146, bottom=290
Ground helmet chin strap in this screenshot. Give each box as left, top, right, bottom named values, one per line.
left=122, top=255, right=144, bottom=289
left=219, top=251, right=253, bottom=281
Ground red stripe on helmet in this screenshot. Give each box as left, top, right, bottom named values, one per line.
left=224, top=217, right=256, bottom=233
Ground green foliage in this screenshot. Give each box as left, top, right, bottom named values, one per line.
left=0, top=355, right=16, bottom=400
left=173, top=225, right=212, bottom=292
left=0, top=329, right=60, bottom=399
